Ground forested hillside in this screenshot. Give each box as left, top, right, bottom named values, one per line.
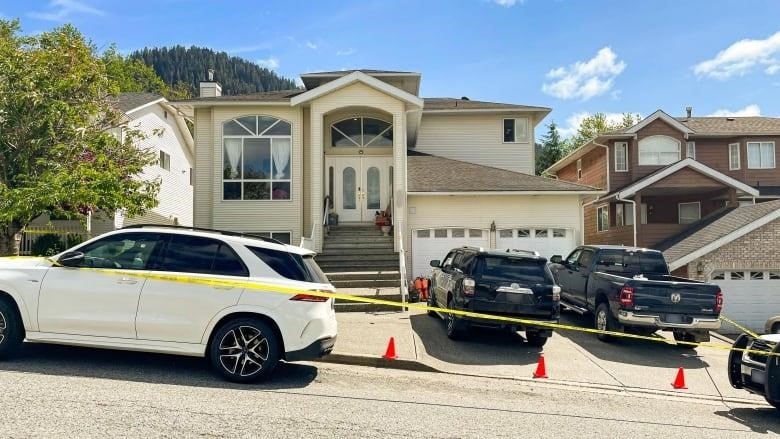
left=129, top=46, right=299, bottom=96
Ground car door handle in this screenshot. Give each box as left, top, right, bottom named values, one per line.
left=117, top=277, right=139, bottom=285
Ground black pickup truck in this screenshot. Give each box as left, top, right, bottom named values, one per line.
left=549, top=245, right=723, bottom=344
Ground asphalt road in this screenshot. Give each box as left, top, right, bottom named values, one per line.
left=0, top=343, right=777, bottom=438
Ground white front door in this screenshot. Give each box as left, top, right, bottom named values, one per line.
left=328, top=156, right=393, bottom=223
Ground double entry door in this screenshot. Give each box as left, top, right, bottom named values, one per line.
left=327, top=156, right=393, bottom=222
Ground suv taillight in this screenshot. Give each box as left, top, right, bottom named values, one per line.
left=715, top=290, right=723, bottom=314
left=552, top=285, right=561, bottom=301
left=619, top=286, right=634, bottom=307
left=463, top=278, right=475, bottom=297
left=290, top=290, right=330, bottom=302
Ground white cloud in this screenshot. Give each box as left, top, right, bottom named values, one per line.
left=693, top=31, right=780, bottom=79
left=256, top=56, right=279, bottom=70
left=336, top=48, right=355, bottom=56
left=305, top=41, right=318, bottom=50
left=492, top=0, right=523, bottom=6
left=542, top=47, right=626, bottom=101
left=705, top=104, right=761, bottom=117
left=29, top=0, right=105, bottom=21
left=558, top=111, right=638, bottom=139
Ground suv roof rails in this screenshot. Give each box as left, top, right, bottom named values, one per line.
left=460, top=245, right=485, bottom=252
left=121, top=224, right=286, bottom=245
left=504, top=248, right=541, bottom=257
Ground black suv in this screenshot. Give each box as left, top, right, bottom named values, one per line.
left=427, top=246, right=560, bottom=346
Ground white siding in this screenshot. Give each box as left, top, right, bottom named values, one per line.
left=194, top=107, right=213, bottom=228
left=415, top=113, right=535, bottom=174
left=122, top=104, right=194, bottom=227
left=405, top=194, right=582, bottom=280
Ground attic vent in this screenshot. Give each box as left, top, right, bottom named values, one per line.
left=726, top=117, right=735, bottom=121
left=461, top=96, right=470, bottom=100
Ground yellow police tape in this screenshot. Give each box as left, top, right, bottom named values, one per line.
left=33, top=258, right=776, bottom=358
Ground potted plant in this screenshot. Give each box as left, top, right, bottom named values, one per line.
left=374, top=210, right=392, bottom=236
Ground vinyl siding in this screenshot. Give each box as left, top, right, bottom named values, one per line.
left=199, top=106, right=304, bottom=243
left=194, top=107, right=213, bottom=228
left=405, top=194, right=582, bottom=280
left=122, top=104, right=193, bottom=227
left=415, top=113, right=535, bottom=174
left=310, top=82, right=407, bottom=252
left=557, top=147, right=607, bottom=189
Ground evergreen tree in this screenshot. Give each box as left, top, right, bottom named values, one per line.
left=536, top=122, right=566, bottom=175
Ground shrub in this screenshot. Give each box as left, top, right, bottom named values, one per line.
left=31, top=233, right=66, bottom=256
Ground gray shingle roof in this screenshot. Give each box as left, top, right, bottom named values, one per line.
left=302, top=69, right=418, bottom=76
left=114, top=92, right=163, bottom=113
left=175, top=89, right=304, bottom=103
left=661, top=199, right=780, bottom=263
left=407, top=151, right=600, bottom=193
left=677, top=117, right=780, bottom=135
left=423, top=98, right=550, bottom=112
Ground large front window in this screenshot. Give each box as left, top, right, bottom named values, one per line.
left=223, top=116, right=292, bottom=201
left=331, top=117, right=392, bottom=147
left=638, top=135, right=680, bottom=166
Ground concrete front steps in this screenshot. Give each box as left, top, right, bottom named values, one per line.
left=318, top=223, right=403, bottom=312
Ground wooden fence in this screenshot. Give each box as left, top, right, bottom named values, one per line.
left=20, top=224, right=90, bottom=256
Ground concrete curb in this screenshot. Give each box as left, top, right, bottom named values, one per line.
left=315, top=353, right=439, bottom=373
left=317, top=351, right=768, bottom=407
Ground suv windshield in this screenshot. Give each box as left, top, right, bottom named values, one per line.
left=475, top=256, right=551, bottom=284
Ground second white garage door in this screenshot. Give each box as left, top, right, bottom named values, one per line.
left=709, top=269, right=780, bottom=333
left=411, top=228, right=489, bottom=278
left=497, top=227, right=576, bottom=260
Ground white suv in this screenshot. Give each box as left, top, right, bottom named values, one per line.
left=0, top=225, right=337, bottom=383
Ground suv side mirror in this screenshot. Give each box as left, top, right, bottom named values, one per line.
left=58, top=251, right=84, bottom=267
left=429, top=260, right=440, bottom=268
left=550, top=255, right=563, bottom=264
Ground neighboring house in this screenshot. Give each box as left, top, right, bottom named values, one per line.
left=173, top=69, right=601, bottom=287
left=27, top=92, right=194, bottom=246
left=546, top=109, right=780, bottom=332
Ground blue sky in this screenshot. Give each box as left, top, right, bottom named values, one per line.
left=3, top=0, right=780, bottom=139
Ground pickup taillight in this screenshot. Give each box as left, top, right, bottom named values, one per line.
left=463, top=278, right=475, bottom=297
left=619, top=286, right=634, bottom=308
left=715, top=290, right=723, bottom=314
left=552, top=285, right=561, bottom=301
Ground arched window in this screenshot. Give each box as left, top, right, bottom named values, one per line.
left=638, top=135, right=680, bottom=166
left=222, top=116, right=292, bottom=200
left=331, top=117, right=393, bottom=147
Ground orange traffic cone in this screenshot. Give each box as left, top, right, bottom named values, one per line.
left=532, top=354, right=548, bottom=379
left=382, top=337, right=397, bottom=360
left=671, top=367, right=687, bottom=389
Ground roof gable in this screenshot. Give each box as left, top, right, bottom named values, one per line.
left=290, top=71, right=423, bottom=107
left=625, top=109, right=693, bottom=136
left=617, top=158, right=759, bottom=198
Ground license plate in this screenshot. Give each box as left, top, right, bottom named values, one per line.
left=665, top=314, right=684, bottom=323
left=751, top=369, right=767, bottom=385
left=496, top=285, right=533, bottom=294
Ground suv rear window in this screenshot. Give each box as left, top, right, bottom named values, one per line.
left=248, top=247, right=329, bottom=284
left=475, top=256, right=551, bottom=284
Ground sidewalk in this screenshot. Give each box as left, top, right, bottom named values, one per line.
left=317, top=309, right=768, bottom=406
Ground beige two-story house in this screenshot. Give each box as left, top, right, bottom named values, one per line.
left=174, top=70, right=601, bottom=292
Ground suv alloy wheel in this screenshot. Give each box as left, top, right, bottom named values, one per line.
left=210, top=317, right=280, bottom=383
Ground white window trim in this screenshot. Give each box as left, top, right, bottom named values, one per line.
left=614, top=142, right=628, bottom=172
left=686, top=141, right=696, bottom=160
left=638, top=135, right=681, bottom=166
left=746, top=141, right=776, bottom=169
left=615, top=203, right=624, bottom=227
left=502, top=117, right=529, bottom=143
left=159, top=150, right=171, bottom=171
left=678, top=202, right=701, bottom=224
left=729, top=143, right=740, bottom=170
left=597, top=205, right=609, bottom=232
left=576, top=159, right=583, bottom=180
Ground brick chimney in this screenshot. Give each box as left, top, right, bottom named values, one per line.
left=199, top=68, right=222, bottom=98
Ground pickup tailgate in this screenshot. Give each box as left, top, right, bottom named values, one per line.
left=626, top=277, right=721, bottom=317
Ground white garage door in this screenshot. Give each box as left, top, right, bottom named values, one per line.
left=709, top=269, right=780, bottom=333
left=411, top=228, right=489, bottom=278
left=496, top=227, right=576, bottom=260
